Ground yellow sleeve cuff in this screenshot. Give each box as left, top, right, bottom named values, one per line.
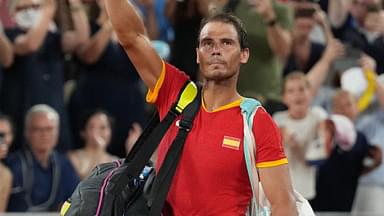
left=146, top=61, right=166, bottom=103
left=256, top=158, right=289, bottom=168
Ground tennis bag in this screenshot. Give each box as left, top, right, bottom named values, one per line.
left=60, top=81, right=201, bottom=216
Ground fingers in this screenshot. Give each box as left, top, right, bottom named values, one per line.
left=359, top=54, right=376, bottom=71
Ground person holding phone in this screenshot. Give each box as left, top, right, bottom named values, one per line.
left=0, top=114, right=14, bottom=212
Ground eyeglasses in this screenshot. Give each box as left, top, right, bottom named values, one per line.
left=28, top=126, right=56, bottom=133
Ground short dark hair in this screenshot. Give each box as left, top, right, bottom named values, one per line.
left=80, top=109, right=114, bottom=132
left=197, top=12, right=249, bottom=50
left=282, top=71, right=311, bottom=94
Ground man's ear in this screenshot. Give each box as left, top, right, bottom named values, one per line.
left=196, top=48, right=200, bottom=64
left=240, top=48, right=250, bottom=64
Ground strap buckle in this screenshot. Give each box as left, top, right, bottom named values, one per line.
left=176, top=119, right=192, bottom=132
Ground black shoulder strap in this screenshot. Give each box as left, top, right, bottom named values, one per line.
left=111, top=81, right=199, bottom=194
left=148, top=83, right=202, bottom=216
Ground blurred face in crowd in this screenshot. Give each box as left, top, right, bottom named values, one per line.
left=332, top=91, right=359, bottom=121
left=82, top=112, right=112, bottom=149
left=0, top=119, right=14, bottom=160
left=283, top=76, right=312, bottom=117
left=25, top=112, right=59, bottom=154
left=0, top=119, right=13, bottom=147
left=292, top=3, right=316, bottom=37
left=12, top=0, right=42, bottom=29
left=351, top=0, right=382, bottom=26
left=197, top=21, right=249, bottom=82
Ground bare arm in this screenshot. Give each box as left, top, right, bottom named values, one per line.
left=105, top=0, right=162, bottom=90
left=328, top=0, right=351, bottom=28
left=259, top=164, right=297, bottom=216
left=266, top=24, right=292, bottom=61
left=307, top=39, right=344, bottom=97
left=0, top=28, right=13, bottom=67
left=253, top=0, right=292, bottom=61
left=13, top=0, right=56, bottom=55
left=62, top=0, right=90, bottom=53
left=0, top=167, right=12, bottom=212
left=77, top=21, right=113, bottom=64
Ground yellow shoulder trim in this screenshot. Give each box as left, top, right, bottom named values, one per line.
left=146, top=61, right=166, bottom=103
left=60, top=201, right=71, bottom=216
left=256, top=158, right=288, bottom=168
left=202, top=97, right=243, bottom=113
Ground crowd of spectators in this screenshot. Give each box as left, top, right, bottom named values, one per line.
left=0, top=0, right=384, bottom=213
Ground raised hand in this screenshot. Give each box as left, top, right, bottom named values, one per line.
left=248, top=0, right=276, bottom=22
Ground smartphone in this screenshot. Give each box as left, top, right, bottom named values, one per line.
left=332, top=44, right=362, bottom=74
left=294, top=7, right=316, bottom=18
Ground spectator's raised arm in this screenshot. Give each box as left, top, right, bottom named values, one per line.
left=62, top=0, right=90, bottom=53
left=328, top=0, right=351, bottom=28
left=250, top=0, right=292, bottom=61
left=105, top=0, right=162, bottom=90
left=0, top=21, right=13, bottom=67
left=12, top=0, right=56, bottom=55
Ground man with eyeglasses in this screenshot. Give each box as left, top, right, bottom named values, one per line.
left=5, top=104, right=79, bottom=212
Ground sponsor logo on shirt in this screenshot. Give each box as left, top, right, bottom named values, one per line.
left=222, top=136, right=241, bottom=150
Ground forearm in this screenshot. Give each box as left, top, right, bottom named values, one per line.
left=69, top=1, right=90, bottom=46
left=61, top=0, right=89, bottom=53
left=266, top=25, right=292, bottom=61
left=14, top=11, right=53, bottom=55
left=105, top=0, right=146, bottom=48
left=328, top=0, right=350, bottom=28
left=78, top=23, right=113, bottom=64
left=0, top=32, right=13, bottom=67
left=307, top=56, right=332, bottom=97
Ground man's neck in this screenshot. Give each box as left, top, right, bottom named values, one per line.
left=202, top=80, right=241, bottom=112
left=31, top=149, right=52, bottom=169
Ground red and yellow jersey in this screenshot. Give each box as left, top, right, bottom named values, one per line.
left=147, top=62, right=287, bottom=215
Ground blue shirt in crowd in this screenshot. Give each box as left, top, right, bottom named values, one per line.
left=5, top=148, right=79, bottom=212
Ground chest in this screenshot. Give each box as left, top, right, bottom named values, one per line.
left=159, top=109, right=247, bottom=176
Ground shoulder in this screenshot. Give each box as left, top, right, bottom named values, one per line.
left=253, top=107, right=280, bottom=133
left=310, top=106, right=328, bottom=120
left=0, top=163, right=12, bottom=183
left=5, top=150, right=24, bottom=167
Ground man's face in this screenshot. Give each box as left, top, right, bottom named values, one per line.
left=196, top=21, right=249, bottom=82
left=351, top=0, right=382, bottom=25
left=25, top=112, right=58, bottom=153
